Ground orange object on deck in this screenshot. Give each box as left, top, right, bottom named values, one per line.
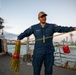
left=62, top=45, right=70, bottom=54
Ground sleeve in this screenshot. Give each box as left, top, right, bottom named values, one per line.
left=17, top=26, right=33, bottom=40
left=54, top=24, right=74, bottom=33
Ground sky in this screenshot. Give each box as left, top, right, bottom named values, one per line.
left=0, top=0, right=76, bottom=41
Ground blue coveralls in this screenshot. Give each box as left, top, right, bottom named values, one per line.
left=18, top=23, right=74, bottom=75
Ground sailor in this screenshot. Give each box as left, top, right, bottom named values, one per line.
left=17, top=11, right=76, bottom=75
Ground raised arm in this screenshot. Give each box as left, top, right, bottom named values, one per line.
left=17, top=26, right=33, bottom=40
left=54, top=24, right=75, bottom=33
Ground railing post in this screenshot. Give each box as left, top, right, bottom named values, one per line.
left=26, top=37, right=29, bottom=54
left=59, top=46, right=62, bottom=65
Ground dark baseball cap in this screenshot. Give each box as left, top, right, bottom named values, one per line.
left=38, top=11, right=47, bottom=18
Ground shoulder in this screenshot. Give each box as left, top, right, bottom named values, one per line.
left=31, top=23, right=39, bottom=28
left=46, top=23, right=58, bottom=27
left=32, top=23, right=39, bottom=27
left=29, top=23, right=39, bottom=30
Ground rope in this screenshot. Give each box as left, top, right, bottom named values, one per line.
left=36, top=30, right=76, bottom=41
left=10, top=40, right=21, bottom=75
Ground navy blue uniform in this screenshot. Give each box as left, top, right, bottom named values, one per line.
left=18, top=23, right=74, bottom=75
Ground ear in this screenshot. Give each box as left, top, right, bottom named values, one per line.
left=38, top=17, right=40, bottom=20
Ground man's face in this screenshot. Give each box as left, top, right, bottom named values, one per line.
left=38, top=15, right=47, bottom=24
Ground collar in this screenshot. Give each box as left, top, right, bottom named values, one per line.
left=37, top=23, right=49, bottom=28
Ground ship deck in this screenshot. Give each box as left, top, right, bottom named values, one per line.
left=0, top=54, right=76, bottom=75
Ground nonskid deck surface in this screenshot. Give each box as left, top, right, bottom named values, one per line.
left=0, top=54, right=76, bottom=75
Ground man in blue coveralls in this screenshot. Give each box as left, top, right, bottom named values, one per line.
left=18, top=11, right=76, bottom=75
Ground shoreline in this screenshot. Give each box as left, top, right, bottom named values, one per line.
left=7, top=42, right=34, bottom=45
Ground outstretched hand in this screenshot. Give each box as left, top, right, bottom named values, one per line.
left=74, top=27, right=76, bottom=30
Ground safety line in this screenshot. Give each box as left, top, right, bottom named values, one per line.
left=36, top=30, right=76, bottom=41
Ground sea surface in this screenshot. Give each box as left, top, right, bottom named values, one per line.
left=7, top=45, right=34, bottom=56
left=7, top=45, right=76, bottom=55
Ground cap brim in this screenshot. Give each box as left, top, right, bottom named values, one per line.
left=40, top=14, right=47, bottom=17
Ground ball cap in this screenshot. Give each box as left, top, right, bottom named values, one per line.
left=38, top=11, right=47, bottom=18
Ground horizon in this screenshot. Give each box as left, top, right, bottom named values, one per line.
left=2, top=30, right=76, bottom=42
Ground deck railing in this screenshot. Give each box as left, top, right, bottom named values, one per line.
left=54, top=46, right=76, bottom=70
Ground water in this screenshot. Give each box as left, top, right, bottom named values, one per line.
left=7, top=45, right=34, bottom=56
left=7, top=44, right=76, bottom=57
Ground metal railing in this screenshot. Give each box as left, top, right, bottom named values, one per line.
left=54, top=46, right=76, bottom=70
